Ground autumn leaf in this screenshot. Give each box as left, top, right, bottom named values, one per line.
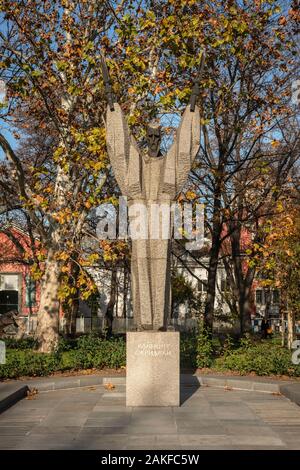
left=104, top=383, right=115, bottom=391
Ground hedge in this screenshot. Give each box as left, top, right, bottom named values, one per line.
left=0, top=336, right=126, bottom=379
left=214, top=341, right=300, bottom=377
left=1, top=333, right=300, bottom=379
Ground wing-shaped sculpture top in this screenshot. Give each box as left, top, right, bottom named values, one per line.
left=106, top=103, right=200, bottom=200
left=163, top=104, right=200, bottom=199
left=106, top=102, right=141, bottom=197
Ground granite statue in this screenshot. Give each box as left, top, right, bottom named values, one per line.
left=101, top=56, right=203, bottom=331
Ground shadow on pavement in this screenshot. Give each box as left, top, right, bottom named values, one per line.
left=180, top=372, right=200, bottom=405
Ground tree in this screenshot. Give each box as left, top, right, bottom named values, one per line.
left=220, top=121, right=299, bottom=335
left=256, top=193, right=300, bottom=349
left=0, top=1, right=128, bottom=351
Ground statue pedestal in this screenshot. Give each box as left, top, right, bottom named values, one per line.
left=126, top=331, right=180, bottom=407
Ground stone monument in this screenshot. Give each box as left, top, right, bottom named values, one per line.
left=101, top=56, right=202, bottom=406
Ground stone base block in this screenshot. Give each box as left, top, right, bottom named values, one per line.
left=126, top=331, right=180, bottom=407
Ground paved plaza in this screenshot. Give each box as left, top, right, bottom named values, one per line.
left=0, top=382, right=300, bottom=450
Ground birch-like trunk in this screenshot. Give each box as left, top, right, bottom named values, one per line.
left=35, top=5, right=75, bottom=352
left=35, top=249, right=61, bottom=352
left=287, top=309, right=295, bottom=350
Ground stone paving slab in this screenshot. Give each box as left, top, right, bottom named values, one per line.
left=0, top=384, right=300, bottom=449
left=2, top=373, right=300, bottom=416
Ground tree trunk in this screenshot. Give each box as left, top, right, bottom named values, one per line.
left=105, top=268, right=117, bottom=336
left=122, top=263, right=129, bottom=318
left=280, top=293, right=286, bottom=347
left=63, top=257, right=80, bottom=337
left=281, top=310, right=286, bottom=347
left=35, top=251, right=61, bottom=352
left=204, top=184, right=223, bottom=334
left=70, top=298, right=78, bottom=336
left=265, top=288, right=271, bottom=320
left=204, top=240, right=220, bottom=333
left=203, top=163, right=225, bottom=335
left=240, top=266, right=256, bottom=336
left=222, top=257, right=239, bottom=321
left=287, top=309, right=295, bottom=350
left=239, top=284, right=253, bottom=335
left=229, top=223, right=255, bottom=336
left=63, top=297, right=79, bottom=337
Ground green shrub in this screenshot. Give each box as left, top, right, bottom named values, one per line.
left=180, top=334, right=197, bottom=368
left=215, top=341, right=300, bottom=377
left=222, top=334, right=236, bottom=356
left=0, top=334, right=126, bottom=379
left=76, top=332, right=108, bottom=350
left=212, top=336, right=223, bottom=357
left=1, top=332, right=300, bottom=380
left=196, top=327, right=213, bottom=368
left=70, top=336, right=126, bottom=369
left=59, top=350, right=79, bottom=370
left=239, top=333, right=254, bottom=349
left=0, top=350, right=60, bottom=379
left=3, top=337, right=37, bottom=350
left=56, top=337, right=77, bottom=352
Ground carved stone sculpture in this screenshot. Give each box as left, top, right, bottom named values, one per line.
left=102, top=57, right=202, bottom=331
